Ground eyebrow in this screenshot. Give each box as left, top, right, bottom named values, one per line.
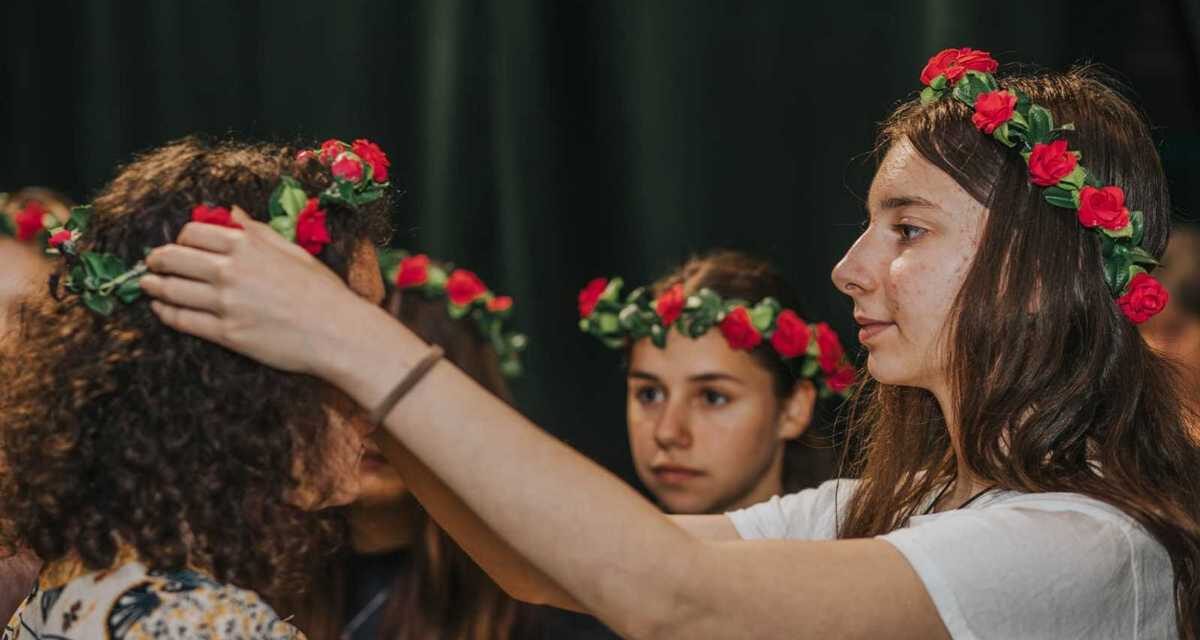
left=879, top=195, right=938, bottom=210
left=628, top=370, right=745, bottom=385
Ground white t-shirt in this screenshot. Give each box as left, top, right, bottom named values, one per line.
left=727, top=479, right=1176, bottom=639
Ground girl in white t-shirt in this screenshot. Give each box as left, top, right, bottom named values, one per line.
left=141, top=52, right=1200, bottom=638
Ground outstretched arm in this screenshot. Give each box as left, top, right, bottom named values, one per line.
left=141, top=217, right=947, bottom=640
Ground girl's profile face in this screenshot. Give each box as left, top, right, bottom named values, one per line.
left=626, top=330, right=813, bottom=514
left=832, top=137, right=987, bottom=395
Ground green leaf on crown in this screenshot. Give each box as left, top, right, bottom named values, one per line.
left=919, top=87, right=939, bottom=105
left=930, top=75, right=948, bottom=91
left=1042, top=187, right=1077, bottom=209
left=448, top=302, right=470, bottom=320
left=1104, top=249, right=1135, bottom=296
left=801, top=358, right=820, bottom=379
left=82, top=290, right=116, bottom=316
left=992, top=123, right=1018, bottom=148
left=749, top=298, right=781, bottom=333
left=597, top=312, right=621, bottom=334
left=0, top=213, right=14, bottom=237
left=1128, top=244, right=1159, bottom=267
left=271, top=176, right=308, bottom=218
left=650, top=323, right=668, bottom=348
left=602, top=278, right=625, bottom=302
left=1026, top=105, right=1054, bottom=144
left=1059, top=166, right=1087, bottom=190
left=269, top=215, right=296, bottom=241
left=1101, top=223, right=1133, bottom=240
left=1129, top=211, right=1145, bottom=246
left=115, top=279, right=142, bottom=304
left=67, top=205, right=92, bottom=233
left=82, top=252, right=127, bottom=281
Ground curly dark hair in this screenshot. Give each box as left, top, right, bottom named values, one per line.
left=0, top=137, right=391, bottom=597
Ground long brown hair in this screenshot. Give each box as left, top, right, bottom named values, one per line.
left=289, top=290, right=533, bottom=640
left=649, top=250, right=837, bottom=494
left=838, top=68, right=1200, bottom=637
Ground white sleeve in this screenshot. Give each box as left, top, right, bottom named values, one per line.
left=879, top=505, right=1172, bottom=639
left=725, top=479, right=856, bottom=540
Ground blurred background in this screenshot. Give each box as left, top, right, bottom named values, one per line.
left=4, top=0, right=1199, bottom=488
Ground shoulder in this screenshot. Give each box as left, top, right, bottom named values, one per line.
left=880, top=491, right=1175, bottom=638
left=122, top=569, right=304, bottom=639
left=7, top=562, right=304, bottom=640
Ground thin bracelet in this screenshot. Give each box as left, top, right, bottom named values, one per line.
left=369, top=345, right=444, bottom=425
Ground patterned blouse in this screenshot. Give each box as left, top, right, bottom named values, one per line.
left=4, top=560, right=304, bottom=639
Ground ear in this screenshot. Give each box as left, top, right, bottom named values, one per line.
left=776, top=379, right=816, bottom=442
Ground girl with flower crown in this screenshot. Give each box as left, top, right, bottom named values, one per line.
left=0, top=187, right=74, bottom=336
left=578, top=250, right=848, bottom=516
left=142, top=53, right=1200, bottom=638
left=0, top=137, right=395, bottom=639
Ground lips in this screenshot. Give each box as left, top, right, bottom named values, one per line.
left=651, top=464, right=705, bottom=486
left=854, top=312, right=895, bottom=343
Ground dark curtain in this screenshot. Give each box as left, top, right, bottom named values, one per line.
left=5, top=0, right=1199, bottom=485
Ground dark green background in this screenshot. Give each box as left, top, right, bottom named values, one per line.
left=5, top=1, right=1199, bottom=486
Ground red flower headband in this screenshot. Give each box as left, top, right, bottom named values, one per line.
left=579, top=277, right=856, bottom=397
left=49, top=138, right=391, bottom=316
left=919, top=47, right=1168, bottom=324
left=0, top=195, right=57, bottom=247
left=381, top=250, right=527, bottom=378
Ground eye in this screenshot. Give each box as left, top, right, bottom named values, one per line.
left=700, top=389, right=730, bottom=407
left=893, top=223, right=927, bottom=244
left=634, top=386, right=665, bottom=405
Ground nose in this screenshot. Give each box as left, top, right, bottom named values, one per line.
left=831, top=230, right=878, bottom=296
left=652, top=399, right=693, bottom=450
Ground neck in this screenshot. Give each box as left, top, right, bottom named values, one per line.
left=929, top=381, right=988, bottom=509
left=347, top=497, right=423, bottom=555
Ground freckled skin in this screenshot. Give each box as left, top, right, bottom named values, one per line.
left=832, top=138, right=987, bottom=397
left=626, top=331, right=813, bottom=515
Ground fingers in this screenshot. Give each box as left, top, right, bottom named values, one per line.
left=149, top=300, right=227, bottom=344
left=175, top=221, right=244, bottom=253
left=144, top=244, right=227, bottom=283
left=139, top=274, right=222, bottom=312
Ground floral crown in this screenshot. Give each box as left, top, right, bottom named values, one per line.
left=49, top=138, right=391, bottom=316
left=380, top=250, right=528, bottom=378
left=918, top=47, right=1168, bottom=324
left=577, top=277, right=856, bottom=397
left=1, top=193, right=60, bottom=248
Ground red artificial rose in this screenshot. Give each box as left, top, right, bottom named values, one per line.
left=655, top=283, right=685, bottom=327
left=395, top=254, right=430, bottom=288
left=447, top=269, right=488, bottom=306
left=319, top=139, right=345, bottom=163
left=578, top=278, right=608, bottom=318
left=827, top=363, right=856, bottom=394
left=487, top=296, right=514, bottom=313
left=296, top=149, right=317, bottom=164
left=295, top=198, right=331, bottom=255
left=1117, top=273, right=1169, bottom=325
left=971, top=90, right=1017, bottom=134
left=719, top=307, right=762, bottom=351
left=48, top=230, right=73, bottom=248
left=920, top=47, right=998, bottom=86
left=815, top=322, right=844, bottom=374
left=352, top=139, right=391, bottom=183
left=770, top=309, right=811, bottom=359
left=190, top=204, right=242, bottom=229
left=15, top=201, right=46, bottom=241
left=331, top=155, right=364, bottom=182
left=1027, top=139, right=1077, bottom=187
left=1076, top=186, right=1130, bottom=231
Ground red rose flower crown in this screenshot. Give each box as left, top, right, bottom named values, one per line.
left=48, top=138, right=391, bottom=316
left=919, top=47, right=1168, bottom=324
left=0, top=193, right=61, bottom=248
left=577, top=277, right=856, bottom=397
left=380, top=250, right=528, bottom=378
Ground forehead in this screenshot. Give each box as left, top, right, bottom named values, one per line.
left=868, top=137, right=976, bottom=215
left=348, top=241, right=386, bottom=305
left=629, top=331, right=773, bottom=385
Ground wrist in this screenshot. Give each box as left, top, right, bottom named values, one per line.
left=317, top=299, right=431, bottom=410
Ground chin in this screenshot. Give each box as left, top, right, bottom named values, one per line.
left=865, top=353, right=920, bottom=387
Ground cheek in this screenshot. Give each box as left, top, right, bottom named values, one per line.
left=701, top=402, right=778, bottom=461
left=888, top=249, right=974, bottom=331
